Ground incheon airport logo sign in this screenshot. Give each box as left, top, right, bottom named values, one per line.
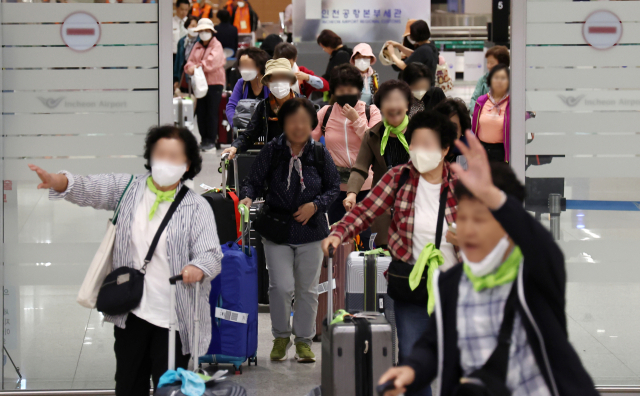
left=38, top=97, right=65, bottom=109
left=557, top=94, right=585, bottom=107
left=38, top=96, right=128, bottom=110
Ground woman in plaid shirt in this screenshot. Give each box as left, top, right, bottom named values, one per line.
left=323, top=110, right=460, bottom=396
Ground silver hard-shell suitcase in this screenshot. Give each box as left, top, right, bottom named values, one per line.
left=321, top=248, right=394, bottom=396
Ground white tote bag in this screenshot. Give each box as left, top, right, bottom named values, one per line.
left=192, top=66, right=209, bottom=99
left=77, top=176, right=134, bottom=309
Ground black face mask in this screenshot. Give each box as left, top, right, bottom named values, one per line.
left=336, top=94, right=359, bottom=108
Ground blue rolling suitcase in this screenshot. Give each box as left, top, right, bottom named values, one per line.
left=200, top=204, right=258, bottom=374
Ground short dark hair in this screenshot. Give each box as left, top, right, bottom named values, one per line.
left=216, top=9, right=231, bottom=23
left=236, top=46, right=270, bottom=75
left=404, top=110, right=457, bottom=153
left=176, top=0, right=190, bottom=8
left=260, top=34, right=284, bottom=58
left=183, top=15, right=198, bottom=30
left=277, top=98, right=319, bottom=131
left=433, top=98, right=471, bottom=136
left=409, top=20, right=431, bottom=42
left=485, top=45, right=510, bottom=67
left=273, top=42, right=298, bottom=61
left=329, top=64, right=364, bottom=95
left=316, top=29, right=342, bottom=48
left=400, top=62, right=433, bottom=87
left=487, top=63, right=510, bottom=89
left=143, top=125, right=202, bottom=181
left=373, top=79, right=412, bottom=110
left=455, top=162, right=525, bottom=204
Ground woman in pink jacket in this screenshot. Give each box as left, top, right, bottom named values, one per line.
left=312, top=63, right=382, bottom=227
left=185, top=18, right=226, bottom=151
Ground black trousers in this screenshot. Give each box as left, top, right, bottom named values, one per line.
left=196, top=84, right=223, bottom=145
left=328, top=190, right=372, bottom=247
left=480, top=141, right=506, bottom=163
left=114, top=314, right=190, bottom=396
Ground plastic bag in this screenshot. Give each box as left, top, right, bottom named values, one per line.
left=192, top=66, right=209, bottom=99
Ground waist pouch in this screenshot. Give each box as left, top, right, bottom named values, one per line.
left=253, top=204, right=291, bottom=244
left=387, top=260, right=428, bottom=306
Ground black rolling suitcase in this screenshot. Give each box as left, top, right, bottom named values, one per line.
left=320, top=247, right=394, bottom=396
left=226, top=150, right=259, bottom=190
left=249, top=202, right=270, bottom=304
left=203, top=153, right=240, bottom=244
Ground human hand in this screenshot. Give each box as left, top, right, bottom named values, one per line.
left=174, top=81, right=180, bottom=90
left=446, top=230, right=459, bottom=246
left=295, top=71, right=310, bottom=81
left=377, top=366, right=416, bottom=396
left=222, top=147, right=238, bottom=160
left=293, top=202, right=316, bottom=225
left=240, top=197, right=252, bottom=207
left=321, top=235, right=341, bottom=257
left=187, top=65, right=196, bottom=75
left=341, top=104, right=359, bottom=122
left=181, top=265, right=204, bottom=284
left=450, top=131, right=505, bottom=210
left=343, top=192, right=357, bottom=212
left=28, top=164, right=69, bottom=192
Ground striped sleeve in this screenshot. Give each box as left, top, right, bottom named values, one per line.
left=49, top=172, right=133, bottom=212
left=188, top=197, right=223, bottom=280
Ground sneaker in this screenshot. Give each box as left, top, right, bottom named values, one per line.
left=294, top=342, right=316, bottom=363
left=199, top=142, right=215, bottom=152
left=270, top=337, right=292, bottom=361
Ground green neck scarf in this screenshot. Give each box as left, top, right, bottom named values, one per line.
left=146, top=176, right=176, bottom=220
left=409, top=242, right=444, bottom=315
left=380, top=115, right=410, bottom=156
left=463, top=246, right=523, bottom=292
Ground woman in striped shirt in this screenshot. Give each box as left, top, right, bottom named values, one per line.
left=28, top=126, right=223, bottom=396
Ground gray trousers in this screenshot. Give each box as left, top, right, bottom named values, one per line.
left=262, top=239, right=323, bottom=345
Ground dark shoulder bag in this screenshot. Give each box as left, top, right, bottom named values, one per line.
left=387, top=170, right=449, bottom=305
left=453, top=283, right=518, bottom=396
left=96, top=186, right=189, bottom=316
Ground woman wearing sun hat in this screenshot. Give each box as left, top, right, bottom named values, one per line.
left=350, top=43, right=379, bottom=106
left=222, top=57, right=300, bottom=158
left=185, top=18, right=226, bottom=151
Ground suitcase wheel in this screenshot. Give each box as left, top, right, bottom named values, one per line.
left=248, top=355, right=257, bottom=366
left=234, top=365, right=242, bottom=375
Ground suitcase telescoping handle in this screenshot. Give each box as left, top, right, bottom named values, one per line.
left=220, top=152, right=239, bottom=198
left=168, top=275, right=201, bottom=371
left=327, top=246, right=335, bottom=322
left=238, top=204, right=250, bottom=254
left=376, top=380, right=396, bottom=396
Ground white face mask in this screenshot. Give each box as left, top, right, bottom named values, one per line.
left=354, top=58, right=371, bottom=72
left=269, top=81, right=291, bottom=99
left=237, top=1, right=245, bottom=7
left=187, top=27, right=197, bottom=37
left=409, top=148, right=442, bottom=173
left=461, top=235, right=511, bottom=277
left=240, top=69, right=258, bottom=81
left=151, top=160, right=187, bottom=187
left=412, top=90, right=427, bottom=100
left=407, top=36, right=417, bottom=45
left=199, top=31, right=212, bottom=41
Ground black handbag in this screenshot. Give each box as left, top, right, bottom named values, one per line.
left=96, top=186, right=189, bottom=316
left=386, top=183, right=448, bottom=305
left=252, top=204, right=292, bottom=245
left=453, top=283, right=518, bottom=396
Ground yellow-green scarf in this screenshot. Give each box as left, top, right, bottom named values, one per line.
left=409, top=242, right=444, bottom=315
left=463, top=246, right=523, bottom=292
left=146, top=176, right=176, bottom=220
left=380, top=115, right=410, bottom=156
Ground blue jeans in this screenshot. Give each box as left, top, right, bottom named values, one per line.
left=394, top=300, right=432, bottom=396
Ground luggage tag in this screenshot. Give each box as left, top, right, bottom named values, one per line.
left=317, top=278, right=336, bottom=295
left=215, top=307, right=249, bottom=324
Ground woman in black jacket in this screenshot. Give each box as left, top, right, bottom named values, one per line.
left=240, top=98, right=340, bottom=364
left=379, top=133, right=597, bottom=396
left=401, top=62, right=446, bottom=117
left=317, top=29, right=353, bottom=81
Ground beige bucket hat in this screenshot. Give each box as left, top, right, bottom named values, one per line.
left=261, top=58, right=297, bottom=85
left=193, top=18, right=216, bottom=33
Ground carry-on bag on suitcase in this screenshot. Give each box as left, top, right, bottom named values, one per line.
left=200, top=204, right=259, bottom=374
left=226, top=150, right=259, bottom=190
left=156, top=276, right=248, bottom=396
left=315, top=241, right=354, bottom=338
left=321, top=247, right=394, bottom=396
left=203, top=153, right=241, bottom=244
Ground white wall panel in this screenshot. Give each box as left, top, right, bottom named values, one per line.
left=526, top=133, right=640, bottom=156
left=527, top=22, right=640, bottom=45
left=525, top=157, right=640, bottom=178
left=5, top=135, right=146, bottom=158
left=5, top=158, right=146, bottom=180
left=2, top=3, right=157, bottom=23
left=3, top=23, right=158, bottom=46
left=526, top=67, right=640, bottom=90
left=4, top=91, right=158, bottom=114
left=3, top=113, right=158, bottom=136
left=528, top=2, right=640, bottom=23
left=526, top=90, right=640, bottom=112
left=3, top=46, right=158, bottom=68
left=3, top=69, right=158, bottom=91
left=527, top=111, right=640, bottom=133
left=527, top=46, right=640, bottom=67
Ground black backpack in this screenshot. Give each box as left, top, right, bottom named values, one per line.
left=321, top=105, right=371, bottom=135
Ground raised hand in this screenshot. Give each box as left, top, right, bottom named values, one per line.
left=28, top=164, right=68, bottom=192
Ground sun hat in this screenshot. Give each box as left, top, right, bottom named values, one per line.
left=403, top=19, right=417, bottom=37
left=350, top=43, right=377, bottom=66
left=193, top=18, right=217, bottom=33
left=261, top=58, right=297, bottom=85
